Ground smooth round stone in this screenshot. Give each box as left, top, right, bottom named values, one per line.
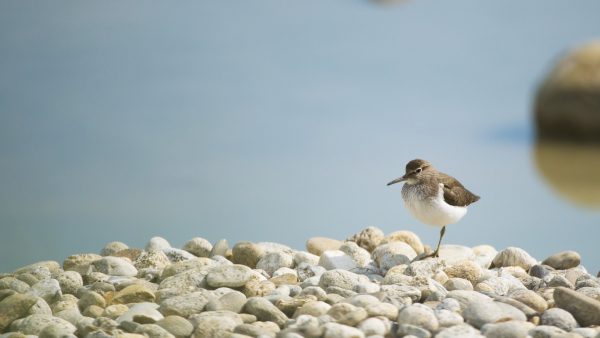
left=508, top=289, right=548, bottom=313
left=162, top=247, right=196, bottom=262
left=135, top=323, right=174, bottom=338
left=0, top=277, right=31, bottom=293
left=158, top=290, right=215, bottom=317
left=156, top=315, right=193, bottom=338
left=492, top=247, right=537, bottom=270
left=462, top=299, right=526, bottom=328
left=397, top=303, right=439, bottom=332
left=548, top=275, right=575, bottom=288
left=182, top=237, right=213, bottom=258
left=243, top=279, right=276, bottom=297
left=319, top=269, right=369, bottom=291
left=346, top=226, right=385, bottom=252
left=101, top=241, right=129, bottom=256
left=217, top=291, right=247, bottom=313
left=116, top=302, right=163, bottom=324
left=529, top=325, right=567, bottom=338
left=480, top=321, right=534, bottom=338
left=529, top=264, right=552, bottom=279
left=339, top=241, right=371, bottom=267
left=243, top=297, right=288, bottom=327
left=474, top=275, right=525, bottom=296
left=576, top=287, right=600, bottom=301
left=365, top=302, right=398, bottom=320
left=256, top=252, right=294, bottom=276
left=434, top=309, right=464, bottom=327
left=232, top=241, right=264, bottom=268
left=28, top=296, right=52, bottom=316
left=14, top=261, right=61, bottom=276
left=322, top=322, right=366, bottom=338
left=82, top=305, right=104, bottom=318
left=206, top=264, right=253, bottom=288
left=102, top=304, right=129, bottom=319
left=318, top=250, right=358, bottom=271
left=436, top=324, right=485, bottom=338
left=396, top=323, right=431, bottom=338
left=209, top=239, right=229, bottom=257
left=372, top=242, right=417, bottom=271
left=55, top=271, right=83, bottom=296
left=27, top=279, right=61, bottom=304
left=145, top=237, right=171, bottom=251
left=0, top=293, right=39, bottom=331
left=444, top=278, right=473, bottom=291
left=38, top=323, right=77, bottom=338
left=357, top=317, right=387, bottom=336
left=554, top=286, right=600, bottom=326
left=444, top=260, right=482, bottom=285
left=346, top=294, right=380, bottom=308
left=542, top=251, right=581, bottom=270
left=160, top=258, right=215, bottom=280
left=306, top=237, right=343, bottom=256
left=11, top=314, right=76, bottom=335
left=541, top=307, right=579, bottom=331
left=380, top=284, right=421, bottom=304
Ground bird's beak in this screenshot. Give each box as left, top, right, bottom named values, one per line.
left=387, top=175, right=407, bottom=186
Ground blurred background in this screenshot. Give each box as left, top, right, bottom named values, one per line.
left=1, top=0, right=599, bottom=273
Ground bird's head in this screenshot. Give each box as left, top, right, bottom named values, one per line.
left=387, top=159, right=433, bottom=186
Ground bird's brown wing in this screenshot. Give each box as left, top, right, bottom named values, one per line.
left=437, top=173, right=480, bottom=207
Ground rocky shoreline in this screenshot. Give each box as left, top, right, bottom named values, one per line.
left=1, top=226, right=599, bottom=338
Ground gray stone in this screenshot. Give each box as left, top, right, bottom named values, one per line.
left=243, top=297, right=288, bottom=328
left=293, top=251, right=320, bottom=267
left=492, top=247, right=537, bottom=270
left=480, top=321, right=534, bottom=338
left=146, top=237, right=171, bottom=251
left=554, top=286, right=600, bottom=326
left=508, top=288, right=548, bottom=313
left=27, top=279, right=61, bottom=304
left=339, top=242, right=371, bottom=267
left=0, top=293, right=38, bottom=331
left=541, top=307, right=579, bottom=331
left=529, top=264, right=552, bottom=279
left=542, top=251, right=581, bottom=270
left=158, top=290, right=215, bottom=317
left=436, top=324, right=484, bottom=338
left=101, top=241, right=129, bottom=256
left=529, top=325, right=568, bottom=338
left=346, top=226, right=385, bottom=252
left=159, top=268, right=208, bottom=295
left=396, top=323, right=431, bottom=338
left=548, top=275, right=575, bottom=288
left=322, top=322, right=365, bottom=338
left=446, top=290, right=492, bottom=311
left=156, top=315, right=193, bottom=338
left=435, top=309, right=464, bottom=327
left=371, top=242, right=417, bottom=271
left=232, top=242, right=264, bottom=268
left=365, top=302, right=398, bottom=320
left=92, top=256, right=138, bottom=277
left=160, top=258, right=215, bottom=280
left=256, top=252, right=294, bottom=276
left=206, top=264, right=253, bottom=288
left=462, top=299, right=526, bottom=328
left=397, top=303, right=439, bottom=332
left=210, top=239, right=229, bottom=257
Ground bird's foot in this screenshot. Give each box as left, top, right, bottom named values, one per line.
left=410, top=250, right=440, bottom=262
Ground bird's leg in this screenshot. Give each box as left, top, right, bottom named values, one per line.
left=431, top=226, right=446, bottom=258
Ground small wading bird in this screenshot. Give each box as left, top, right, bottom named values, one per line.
left=387, top=159, right=480, bottom=259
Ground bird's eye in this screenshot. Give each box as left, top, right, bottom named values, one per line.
left=415, top=168, right=422, bottom=173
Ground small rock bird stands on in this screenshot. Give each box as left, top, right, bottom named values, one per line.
left=387, top=159, right=480, bottom=258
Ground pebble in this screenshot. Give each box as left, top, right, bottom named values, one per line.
left=398, top=303, right=439, bottom=332
left=232, top=242, right=265, bottom=268
left=346, top=226, right=385, bottom=252
left=339, top=241, right=371, bottom=267
left=542, top=251, right=581, bottom=270
left=322, top=322, right=365, bottom=338
left=156, top=315, right=193, bottom=338
left=256, top=252, right=294, bottom=276
left=318, top=250, right=358, bottom=270
left=508, top=288, right=548, bottom=313
left=444, top=277, right=473, bottom=291
left=306, top=237, right=343, bottom=256
left=444, top=260, right=482, bottom=285
left=436, top=324, right=484, bottom=338
left=206, top=264, right=253, bottom=288
left=11, top=314, right=76, bottom=335
left=327, top=302, right=368, bottom=326
left=146, top=237, right=171, bottom=252
left=462, top=299, right=526, bottom=328
left=243, top=297, right=288, bottom=328
left=182, top=237, right=213, bottom=258
left=371, top=242, right=417, bottom=271
left=492, top=247, right=537, bottom=270
left=438, top=245, right=476, bottom=266
left=480, top=321, right=534, bottom=338
left=27, top=279, right=61, bottom=304
left=357, top=317, right=387, bottom=336
left=210, top=239, right=229, bottom=257
left=158, top=290, right=215, bottom=317
left=380, top=230, right=425, bottom=255
left=92, top=257, right=138, bottom=277
left=529, top=325, right=567, bottom=338
left=541, top=307, right=578, bottom=331
left=554, top=286, right=600, bottom=326
left=319, top=269, right=369, bottom=291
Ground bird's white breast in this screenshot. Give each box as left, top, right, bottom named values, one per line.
left=401, top=182, right=467, bottom=227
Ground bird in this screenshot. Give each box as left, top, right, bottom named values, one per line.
left=387, top=159, right=480, bottom=259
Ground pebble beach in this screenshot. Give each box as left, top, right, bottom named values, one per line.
left=1, top=226, right=599, bottom=338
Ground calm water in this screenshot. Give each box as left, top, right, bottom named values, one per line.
left=1, top=1, right=600, bottom=273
